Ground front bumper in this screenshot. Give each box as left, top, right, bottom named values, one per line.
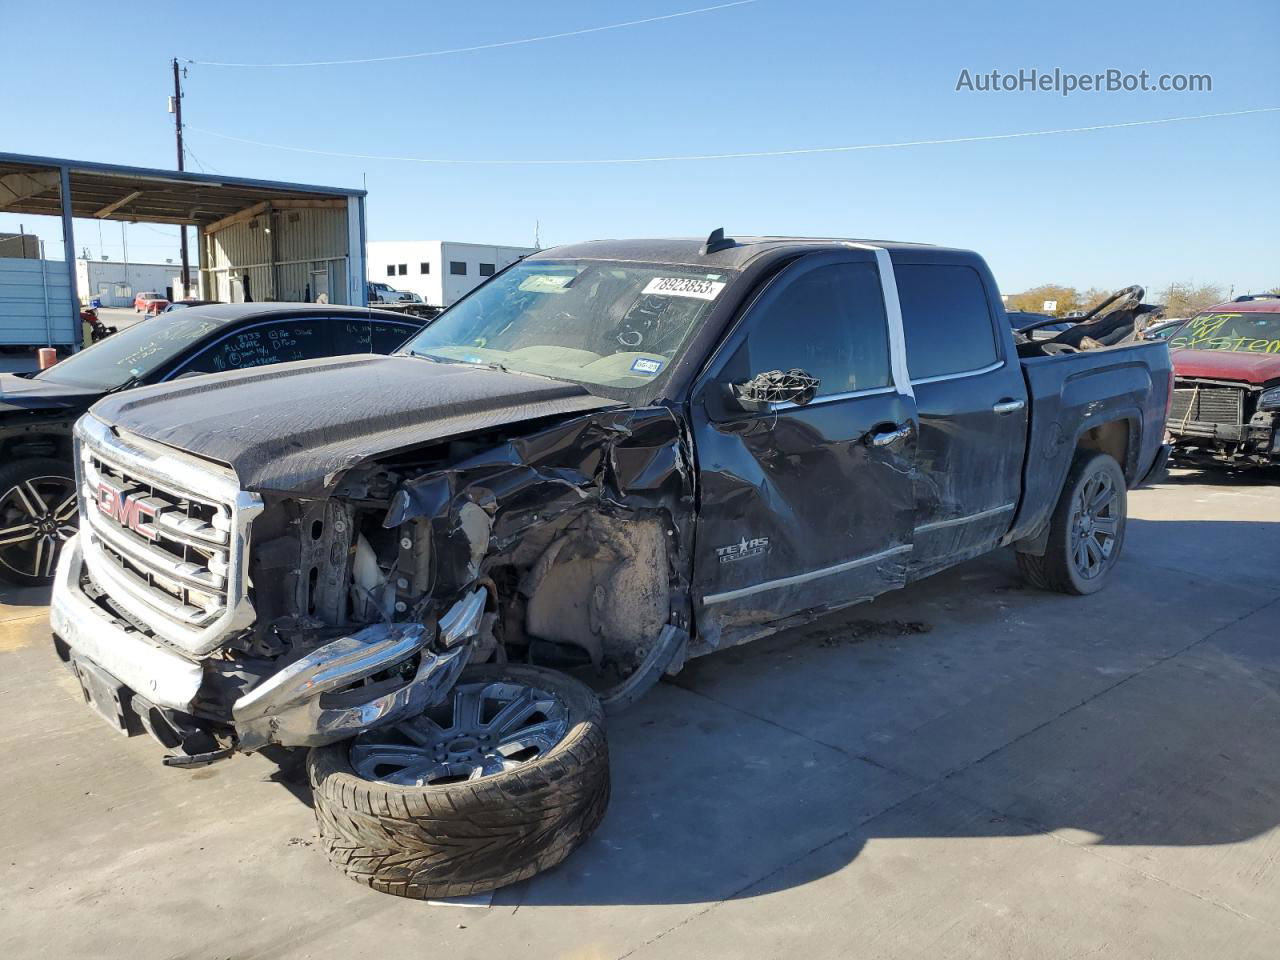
left=231, top=622, right=473, bottom=751
left=51, top=536, right=485, bottom=754
left=50, top=535, right=203, bottom=711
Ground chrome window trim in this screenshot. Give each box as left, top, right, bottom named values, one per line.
left=703, top=543, right=912, bottom=606
left=845, top=243, right=913, bottom=401
left=914, top=502, right=1016, bottom=534
left=769, top=384, right=898, bottom=411
left=910, top=359, right=1006, bottom=387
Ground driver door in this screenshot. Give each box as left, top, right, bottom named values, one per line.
left=689, top=251, right=919, bottom=649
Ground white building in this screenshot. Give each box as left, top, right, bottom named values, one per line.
left=74, top=258, right=191, bottom=307
left=366, top=241, right=536, bottom=308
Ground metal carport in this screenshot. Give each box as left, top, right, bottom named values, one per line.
left=0, top=152, right=367, bottom=348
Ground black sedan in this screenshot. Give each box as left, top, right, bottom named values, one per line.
left=0, top=303, right=427, bottom=586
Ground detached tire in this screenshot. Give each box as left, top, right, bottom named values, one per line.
left=308, top=663, right=609, bottom=899
left=1017, top=450, right=1127, bottom=595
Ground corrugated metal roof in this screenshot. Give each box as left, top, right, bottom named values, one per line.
left=0, top=151, right=363, bottom=226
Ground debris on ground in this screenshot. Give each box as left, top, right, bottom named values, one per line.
left=817, top=619, right=932, bottom=647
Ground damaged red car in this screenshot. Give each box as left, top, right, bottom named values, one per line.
left=1166, top=296, right=1280, bottom=466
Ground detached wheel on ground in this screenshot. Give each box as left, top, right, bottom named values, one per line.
left=308, top=663, right=610, bottom=900
left=0, top=458, right=78, bottom=587
left=1017, top=450, right=1127, bottom=595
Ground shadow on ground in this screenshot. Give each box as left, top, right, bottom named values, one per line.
left=489, top=513, right=1280, bottom=909
left=6, top=511, right=1278, bottom=919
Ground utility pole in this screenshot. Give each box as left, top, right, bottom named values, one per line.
left=171, top=58, right=191, bottom=297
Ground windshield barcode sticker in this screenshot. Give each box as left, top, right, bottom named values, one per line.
left=642, top=277, right=726, bottom=301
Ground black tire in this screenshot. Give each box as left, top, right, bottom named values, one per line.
left=1017, top=451, right=1127, bottom=595
left=0, top=457, right=78, bottom=587
left=308, top=663, right=610, bottom=899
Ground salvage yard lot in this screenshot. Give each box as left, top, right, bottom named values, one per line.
left=1, top=468, right=1277, bottom=959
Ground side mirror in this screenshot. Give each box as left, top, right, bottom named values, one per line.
left=726, top=368, right=820, bottom=411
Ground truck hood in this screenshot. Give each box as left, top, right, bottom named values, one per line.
left=0, top=372, right=101, bottom=414
left=89, top=354, right=621, bottom=496
left=1172, top=348, right=1280, bottom=385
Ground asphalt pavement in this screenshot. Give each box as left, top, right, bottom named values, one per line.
left=1, top=467, right=1276, bottom=959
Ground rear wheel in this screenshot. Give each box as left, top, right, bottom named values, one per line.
left=308, top=663, right=610, bottom=899
left=0, top=458, right=78, bottom=587
left=1017, top=451, right=1126, bottom=595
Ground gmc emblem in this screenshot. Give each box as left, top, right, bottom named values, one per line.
left=96, top=482, right=158, bottom=541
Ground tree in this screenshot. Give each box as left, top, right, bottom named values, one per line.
left=1005, top=284, right=1081, bottom=317
left=1079, top=287, right=1112, bottom=312
left=1159, top=282, right=1226, bottom=318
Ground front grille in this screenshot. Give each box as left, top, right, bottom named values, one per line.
left=79, top=449, right=234, bottom=630
left=1169, top=384, right=1244, bottom=427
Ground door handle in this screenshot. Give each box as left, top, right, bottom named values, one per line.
left=993, top=399, right=1026, bottom=415
left=868, top=423, right=914, bottom=447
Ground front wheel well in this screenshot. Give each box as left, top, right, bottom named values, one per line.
left=0, top=431, right=72, bottom=462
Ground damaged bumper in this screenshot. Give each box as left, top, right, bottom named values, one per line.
left=231, top=623, right=471, bottom=751
left=50, top=535, right=204, bottom=710
left=51, top=538, right=485, bottom=755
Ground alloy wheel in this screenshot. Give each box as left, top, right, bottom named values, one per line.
left=1069, top=469, right=1119, bottom=580
left=0, top=475, right=78, bottom=581
left=350, top=680, right=570, bottom=786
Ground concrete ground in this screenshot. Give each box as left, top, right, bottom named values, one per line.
left=0, top=467, right=1276, bottom=959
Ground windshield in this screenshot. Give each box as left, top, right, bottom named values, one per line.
left=1168, top=311, right=1280, bottom=353
left=398, top=259, right=734, bottom=394
left=34, top=313, right=223, bottom=390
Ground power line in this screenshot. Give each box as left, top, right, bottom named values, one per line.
left=181, top=141, right=220, bottom=175
left=184, top=0, right=757, bottom=67
left=188, top=106, right=1280, bottom=167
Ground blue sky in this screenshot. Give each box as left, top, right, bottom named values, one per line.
left=3, top=0, right=1277, bottom=295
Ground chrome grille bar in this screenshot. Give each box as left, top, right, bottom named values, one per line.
left=74, top=415, right=263, bottom=657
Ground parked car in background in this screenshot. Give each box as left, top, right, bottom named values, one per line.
left=0, top=303, right=428, bottom=585
left=161, top=299, right=222, bottom=313
left=367, top=281, right=423, bottom=304
left=1007, top=309, right=1071, bottom=340
left=1143, top=318, right=1186, bottom=341
left=1166, top=298, right=1280, bottom=466
left=49, top=233, right=1172, bottom=899
left=133, top=291, right=169, bottom=314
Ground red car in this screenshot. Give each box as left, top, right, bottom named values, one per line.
left=133, top=291, right=169, bottom=314
left=1166, top=296, right=1280, bottom=466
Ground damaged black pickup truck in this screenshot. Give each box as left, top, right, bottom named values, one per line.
left=51, top=234, right=1172, bottom=898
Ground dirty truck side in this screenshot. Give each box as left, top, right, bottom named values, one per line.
left=50, top=235, right=1172, bottom=898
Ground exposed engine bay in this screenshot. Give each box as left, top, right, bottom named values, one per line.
left=195, top=406, right=695, bottom=753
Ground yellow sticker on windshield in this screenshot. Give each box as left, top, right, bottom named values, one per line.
left=1170, top=313, right=1280, bottom=353
left=518, top=274, right=575, bottom=293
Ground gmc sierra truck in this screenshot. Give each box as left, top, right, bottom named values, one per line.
left=50, top=233, right=1172, bottom=899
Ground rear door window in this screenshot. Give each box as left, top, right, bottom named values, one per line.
left=895, top=264, right=1000, bottom=380
left=332, top=318, right=373, bottom=354
left=370, top=319, right=418, bottom=352
left=332, top=318, right=419, bottom=354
